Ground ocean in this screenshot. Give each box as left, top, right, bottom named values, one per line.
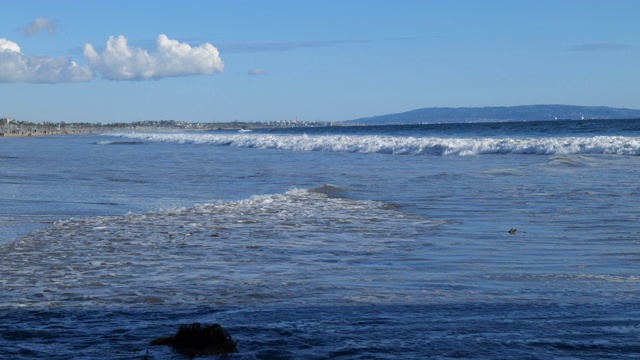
left=1, top=119, right=640, bottom=359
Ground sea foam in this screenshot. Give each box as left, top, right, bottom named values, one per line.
left=109, top=132, right=640, bottom=156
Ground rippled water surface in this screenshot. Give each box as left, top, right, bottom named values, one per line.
left=1, top=122, right=640, bottom=358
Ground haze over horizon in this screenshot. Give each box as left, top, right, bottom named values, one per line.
left=1, top=0, right=639, bottom=124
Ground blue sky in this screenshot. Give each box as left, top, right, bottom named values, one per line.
left=0, top=0, right=638, bottom=123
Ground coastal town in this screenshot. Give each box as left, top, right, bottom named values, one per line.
left=0, top=117, right=339, bottom=137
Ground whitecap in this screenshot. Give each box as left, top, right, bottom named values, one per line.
left=107, top=132, right=640, bottom=156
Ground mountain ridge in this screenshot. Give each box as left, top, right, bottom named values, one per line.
left=346, top=105, right=640, bottom=125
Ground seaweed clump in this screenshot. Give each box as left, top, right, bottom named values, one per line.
left=150, top=323, right=238, bottom=358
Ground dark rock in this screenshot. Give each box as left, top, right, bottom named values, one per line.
left=150, top=323, right=238, bottom=358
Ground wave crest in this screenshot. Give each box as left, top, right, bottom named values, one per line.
left=108, top=133, right=640, bottom=156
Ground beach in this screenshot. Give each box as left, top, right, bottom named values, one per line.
left=1, top=131, right=69, bottom=138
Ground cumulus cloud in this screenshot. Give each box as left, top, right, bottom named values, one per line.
left=0, top=38, right=93, bottom=83
left=22, top=17, right=58, bottom=36
left=0, top=38, right=21, bottom=52
left=84, top=34, right=224, bottom=80
left=248, top=68, right=266, bottom=75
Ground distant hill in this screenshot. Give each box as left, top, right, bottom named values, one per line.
left=346, top=105, right=640, bottom=125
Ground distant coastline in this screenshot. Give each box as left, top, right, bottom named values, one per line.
left=346, top=104, right=640, bottom=125
left=4, top=105, right=640, bottom=137
left=0, top=119, right=335, bottom=139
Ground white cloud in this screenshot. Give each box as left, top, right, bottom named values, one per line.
left=23, top=18, right=58, bottom=36
left=0, top=38, right=93, bottom=83
left=84, top=34, right=224, bottom=80
left=248, top=68, right=266, bottom=75
left=0, top=38, right=21, bottom=52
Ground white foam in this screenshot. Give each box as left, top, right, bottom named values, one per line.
left=109, top=132, right=640, bottom=156
left=0, top=188, right=440, bottom=309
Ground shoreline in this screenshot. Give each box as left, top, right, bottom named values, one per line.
left=0, top=130, right=94, bottom=139
left=1, top=132, right=60, bottom=138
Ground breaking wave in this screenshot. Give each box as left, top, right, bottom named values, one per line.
left=108, top=132, right=640, bottom=156
left=0, top=188, right=439, bottom=309
left=95, top=140, right=144, bottom=145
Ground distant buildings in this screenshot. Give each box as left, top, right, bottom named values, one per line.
left=0, top=117, right=341, bottom=135
left=0, top=118, right=14, bottom=134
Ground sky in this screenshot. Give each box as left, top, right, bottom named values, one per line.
left=0, top=0, right=639, bottom=124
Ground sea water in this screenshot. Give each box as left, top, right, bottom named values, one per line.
left=1, top=119, right=640, bottom=359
